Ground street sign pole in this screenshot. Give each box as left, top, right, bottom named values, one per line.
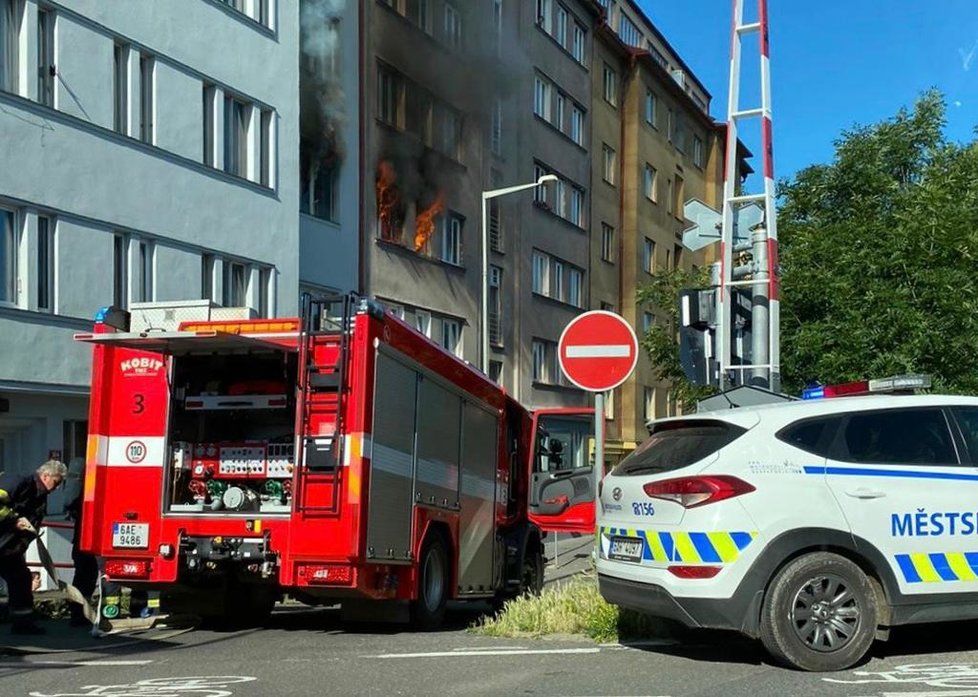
left=594, top=391, right=604, bottom=522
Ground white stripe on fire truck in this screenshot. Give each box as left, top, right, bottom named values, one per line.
left=104, top=436, right=166, bottom=468
left=565, top=345, right=631, bottom=358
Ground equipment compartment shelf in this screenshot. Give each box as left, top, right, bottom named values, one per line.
left=184, top=394, right=289, bottom=411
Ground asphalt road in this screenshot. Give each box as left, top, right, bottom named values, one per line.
left=5, top=606, right=978, bottom=696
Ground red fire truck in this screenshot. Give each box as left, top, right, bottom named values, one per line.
left=74, top=295, right=595, bottom=626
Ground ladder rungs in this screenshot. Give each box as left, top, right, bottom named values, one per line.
left=728, top=193, right=766, bottom=204
left=736, top=22, right=762, bottom=34
left=732, top=108, right=764, bottom=120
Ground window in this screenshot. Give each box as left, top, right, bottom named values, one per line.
left=36, top=215, right=53, bottom=311
left=643, top=237, right=655, bottom=274
left=674, top=175, right=684, bottom=219
left=441, top=318, right=461, bottom=357
left=413, top=0, right=431, bottom=33
left=644, top=387, right=655, bottom=424
left=645, top=90, right=656, bottom=126
left=775, top=416, right=842, bottom=458
left=1, top=0, right=21, bottom=93
left=435, top=103, right=461, bottom=159
left=489, top=360, right=502, bottom=383
left=492, top=0, right=502, bottom=54
left=414, top=309, right=431, bottom=338
left=615, top=421, right=748, bottom=475
left=569, top=187, right=584, bottom=227
left=532, top=340, right=557, bottom=384
left=554, top=5, right=567, bottom=47
left=377, top=66, right=403, bottom=127
left=301, top=157, right=338, bottom=222
left=443, top=3, right=461, bottom=50
left=138, top=53, right=155, bottom=143
left=693, top=136, right=704, bottom=168
left=568, top=268, right=582, bottom=308
left=666, top=178, right=673, bottom=215
left=841, top=409, right=957, bottom=465
left=665, top=248, right=671, bottom=271
left=36, top=6, right=53, bottom=106
left=570, top=106, right=583, bottom=145
left=114, top=44, right=129, bottom=134
left=618, top=14, right=640, bottom=47
left=0, top=209, right=15, bottom=305
left=643, top=164, right=657, bottom=201
left=201, top=254, right=214, bottom=300
left=223, top=261, right=247, bottom=307
left=552, top=260, right=563, bottom=301
left=643, top=312, right=655, bottom=333
left=137, top=239, right=153, bottom=303
left=602, top=63, right=617, bottom=106
left=554, top=93, right=565, bottom=131
left=440, top=213, right=462, bottom=265
left=532, top=251, right=549, bottom=295
left=602, top=145, right=616, bottom=185
left=572, top=23, right=586, bottom=64
left=489, top=265, right=502, bottom=346
left=535, top=0, right=551, bottom=32
left=674, top=244, right=683, bottom=269
left=257, top=267, right=270, bottom=318
left=112, top=233, right=127, bottom=309
left=554, top=179, right=566, bottom=218
left=533, top=165, right=549, bottom=206
left=533, top=77, right=550, bottom=120
left=601, top=224, right=614, bottom=263
left=386, top=302, right=405, bottom=319
left=224, top=95, right=247, bottom=176
left=488, top=184, right=501, bottom=251
left=491, top=98, right=502, bottom=155
left=259, top=109, right=272, bottom=187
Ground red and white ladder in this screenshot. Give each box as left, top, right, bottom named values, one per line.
left=718, top=0, right=780, bottom=390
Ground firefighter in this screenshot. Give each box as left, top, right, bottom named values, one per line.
left=0, top=460, right=67, bottom=634
left=66, top=484, right=98, bottom=626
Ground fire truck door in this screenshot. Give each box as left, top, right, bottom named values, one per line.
left=527, top=412, right=595, bottom=534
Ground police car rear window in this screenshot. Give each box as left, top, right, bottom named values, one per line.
left=775, top=416, right=842, bottom=457
left=614, top=420, right=747, bottom=476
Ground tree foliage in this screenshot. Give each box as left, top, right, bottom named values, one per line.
left=779, top=91, right=978, bottom=394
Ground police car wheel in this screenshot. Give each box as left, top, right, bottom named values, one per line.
left=760, top=552, right=878, bottom=672
left=411, top=534, right=449, bottom=631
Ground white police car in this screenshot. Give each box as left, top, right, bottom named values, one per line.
left=597, top=383, right=978, bottom=671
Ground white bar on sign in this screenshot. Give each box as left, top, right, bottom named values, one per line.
left=566, top=345, right=630, bottom=358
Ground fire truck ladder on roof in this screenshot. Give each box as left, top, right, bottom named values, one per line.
left=718, top=0, right=780, bottom=391
left=294, top=292, right=356, bottom=515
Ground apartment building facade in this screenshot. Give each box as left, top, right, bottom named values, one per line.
left=359, top=0, right=493, bottom=363
left=590, top=1, right=729, bottom=459
left=0, top=0, right=300, bottom=482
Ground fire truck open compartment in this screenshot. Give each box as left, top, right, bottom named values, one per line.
left=165, top=347, right=298, bottom=515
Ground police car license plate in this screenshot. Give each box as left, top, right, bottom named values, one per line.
left=112, top=523, right=149, bottom=549
left=609, top=537, right=643, bottom=562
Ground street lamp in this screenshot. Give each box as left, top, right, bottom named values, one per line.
left=481, top=174, right=559, bottom=376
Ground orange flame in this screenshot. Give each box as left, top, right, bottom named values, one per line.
left=376, top=161, right=401, bottom=241
left=414, top=192, right=445, bottom=252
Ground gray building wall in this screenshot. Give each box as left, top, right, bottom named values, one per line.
left=0, top=0, right=300, bottom=477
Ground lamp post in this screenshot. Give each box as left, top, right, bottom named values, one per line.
left=480, top=174, right=559, bottom=376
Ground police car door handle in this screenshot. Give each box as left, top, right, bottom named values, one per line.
left=845, top=487, right=886, bottom=499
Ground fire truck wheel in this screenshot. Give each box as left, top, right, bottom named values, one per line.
left=521, top=546, right=544, bottom=597
left=411, top=533, right=449, bottom=631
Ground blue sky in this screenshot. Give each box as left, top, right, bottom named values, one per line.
left=639, top=1, right=978, bottom=179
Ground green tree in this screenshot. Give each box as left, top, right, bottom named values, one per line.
left=779, top=91, right=978, bottom=394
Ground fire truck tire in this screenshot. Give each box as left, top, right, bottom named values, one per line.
left=521, top=545, right=544, bottom=597
left=411, top=533, right=449, bottom=631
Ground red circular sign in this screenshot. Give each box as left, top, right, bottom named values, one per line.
left=558, top=311, right=639, bottom=392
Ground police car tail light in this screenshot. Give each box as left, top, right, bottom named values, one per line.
left=667, top=565, right=722, bottom=579
left=642, top=475, right=755, bottom=509
left=104, top=559, right=151, bottom=579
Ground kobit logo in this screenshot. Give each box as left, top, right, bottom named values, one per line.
left=120, top=357, right=164, bottom=377
left=612, top=487, right=622, bottom=501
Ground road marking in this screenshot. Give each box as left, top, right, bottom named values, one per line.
left=364, top=648, right=601, bottom=659
left=0, top=660, right=153, bottom=667
left=566, top=345, right=631, bottom=358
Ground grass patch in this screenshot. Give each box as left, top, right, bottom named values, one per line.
left=472, top=574, right=664, bottom=644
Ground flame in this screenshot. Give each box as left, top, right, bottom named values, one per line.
left=376, top=161, right=401, bottom=240
left=414, top=192, right=445, bottom=252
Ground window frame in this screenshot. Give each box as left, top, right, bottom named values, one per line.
left=828, top=407, right=963, bottom=467
left=36, top=5, right=54, bottom=107
left=36, top=213, right=54, bottom=312
left=0, top=207, right=17, bottom=307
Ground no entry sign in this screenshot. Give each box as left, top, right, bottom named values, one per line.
left=558, top=311, right=639, bottom=392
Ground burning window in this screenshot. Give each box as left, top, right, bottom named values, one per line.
left=414, top=193, right=445, bottom=253
left=376, top=161, right=406, bottom=243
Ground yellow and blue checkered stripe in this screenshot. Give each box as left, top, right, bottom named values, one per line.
left=603, top=527, right=757, bottom=564
left=896, top=552, right=978, bottom=583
